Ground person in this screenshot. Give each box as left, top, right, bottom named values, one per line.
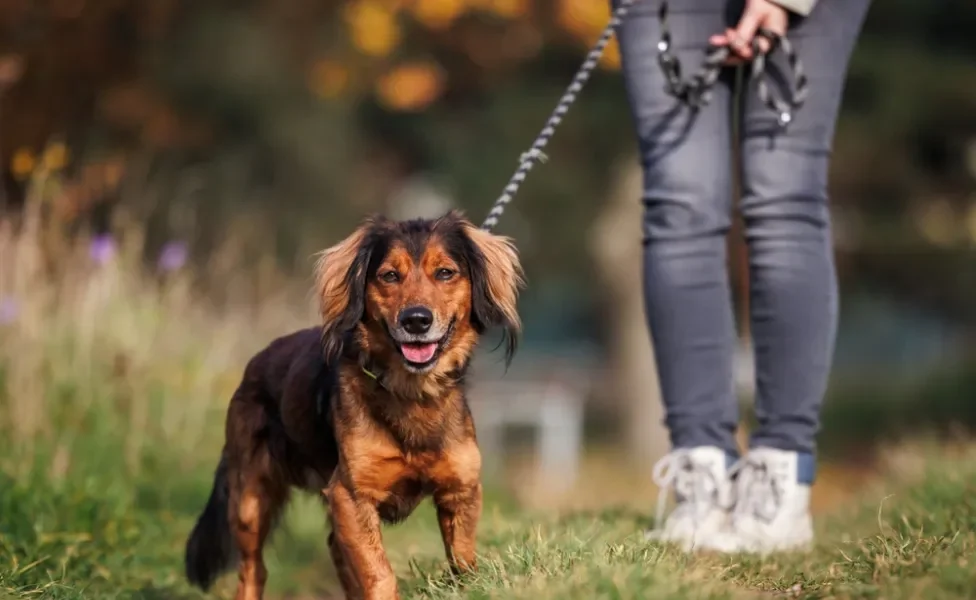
left=615, top=0, right=871, bottom=553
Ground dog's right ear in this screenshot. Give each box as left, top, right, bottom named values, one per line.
left=314, top=221, right=376, bottom=364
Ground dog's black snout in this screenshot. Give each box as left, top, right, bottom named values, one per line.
left=399, top=306, right=433, bottom=334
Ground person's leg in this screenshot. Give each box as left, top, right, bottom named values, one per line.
left=726, top=0, right=872, bottom=553
left=616, top=0, right=738, bottom=549
left=619, top=0, right=739, bottom=460
left=741, top=0, right=871, bottom=465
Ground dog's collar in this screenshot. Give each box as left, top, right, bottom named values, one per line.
left=362, top=366, right=382, bottom=384
left=361, top=362, right=466, bottom=394
left=361, top=362, right=389, bottom=391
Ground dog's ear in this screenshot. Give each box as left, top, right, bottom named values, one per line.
left=461, top=221, right=525, bottom=365
left=314, top=221, right=377, bottom=364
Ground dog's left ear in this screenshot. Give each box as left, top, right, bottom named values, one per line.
left=314, top=221, right=376, bottom=364
left=461, top=222, right=525, bottom=364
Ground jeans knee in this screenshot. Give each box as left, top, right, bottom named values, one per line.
left=640, top=132, right=732, bottom=244
left=641, top=184, right=731, bottom=247
left=642, top=232, right=729, bottom=292
left=741, top=187, right=830, bottom=225
left=744, top=200, right=829, bottom=265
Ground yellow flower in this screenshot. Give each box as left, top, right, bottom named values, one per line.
left=411, top=0, right=466, bottom=30
left=345, top=0, right=401, bottom=57
left=42, top=142, right=70, bottom=171
left=376, top=62, right=445, bottom=112
left=308, top=60, right=349, bottom=99
left=11, top=148, right=35, bottom=180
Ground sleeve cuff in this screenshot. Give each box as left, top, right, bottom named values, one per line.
left=769, top=0, right=817, bottom=16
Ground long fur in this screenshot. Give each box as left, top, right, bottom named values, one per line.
left=184, top=456, right=236, bottom=590
left=184, top=211, right=524, bottom=598
left=314, top=223, right=375, bottom=363
left=460, top=220, right=525, bottom=364
left=314, top=211, right=525, bottom=365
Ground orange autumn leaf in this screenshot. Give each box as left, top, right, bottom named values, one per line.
left=488, top=0, right=529, bottom=19
left=556, top=0, right=611, bottom=44
left=345, top=0, right=401, bottom=57
left=410, top=0, right=466, bottom=30
left=376, top=63, right=445, bottom=112
left=599, top=37, right=621, bottom=70
left=11, top=148, right=35, bottom=180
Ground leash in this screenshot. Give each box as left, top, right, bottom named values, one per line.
left=655, top=2, right=808, bottom=123
left=480, top=0, right=809, bottom=232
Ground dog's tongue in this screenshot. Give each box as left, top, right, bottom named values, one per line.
left=401, top=342, right=437, bottom=364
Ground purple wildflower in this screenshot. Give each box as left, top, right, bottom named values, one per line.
left=157, top=240, right=189, bottom=273
left=89, top=234, right=116, bottom=265
left=0, top=296, right=18, bottom=324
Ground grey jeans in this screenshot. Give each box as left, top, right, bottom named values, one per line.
left=617, top=0, right=870, bottom=480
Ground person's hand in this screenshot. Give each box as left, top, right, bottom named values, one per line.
left=709, top=0, right=788, bottom=65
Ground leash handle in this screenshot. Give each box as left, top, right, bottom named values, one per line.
left=480, top=0, right=638, bottom=231
left=751, top=29, right=809, bottom=127
left=656, top=2, right=729, bottom=108
left=656, top=2, right=808, bottom=126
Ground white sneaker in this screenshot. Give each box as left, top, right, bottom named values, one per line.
left=703, top=447, right=814, bottom=554
left=644, top=447, right=734, bottom=551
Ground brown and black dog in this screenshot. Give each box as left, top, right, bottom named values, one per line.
left=184, top=211, right=524, bottom=600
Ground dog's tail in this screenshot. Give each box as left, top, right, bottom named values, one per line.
left=185, top=453, right=236, bottom=590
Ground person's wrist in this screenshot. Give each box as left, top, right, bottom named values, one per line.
left=767, top=0, right=816, bottom=17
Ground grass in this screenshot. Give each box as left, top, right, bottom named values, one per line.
left=2, top=443, right=976, bottom=599
left=3, top=185, right=976, bottom=599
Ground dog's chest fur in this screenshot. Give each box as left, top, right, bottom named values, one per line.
left=331, top=368, right=479, bottom=523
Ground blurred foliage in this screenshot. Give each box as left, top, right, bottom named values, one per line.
left=0, top=0, right=975, bottom=340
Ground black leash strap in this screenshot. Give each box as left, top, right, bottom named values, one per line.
left=657, top=1, right=808, bottom=126
left=481, top=0, right=809, bottom=232
left=751, top=30, right=808, bottom=126
left=656, top=1, right=729, bottom=109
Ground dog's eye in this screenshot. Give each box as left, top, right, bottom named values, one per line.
left=435, top=268, right=456, bottom=281
left=379, top=271, right=399, bottom=283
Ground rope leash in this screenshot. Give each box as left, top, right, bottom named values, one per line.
left=751, top=32, right=808, bottom=125
left=480, top=0, right=809, bottom=232
left=480, top=0, right=639, bottom=231
left=656, top=2, right=808, bottom=125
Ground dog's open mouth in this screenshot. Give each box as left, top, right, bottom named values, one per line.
left=394, top=319, right=455, bottom=370
left=399, top=342, right=439, bottom=366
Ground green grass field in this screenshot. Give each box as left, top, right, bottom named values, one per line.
left=3, top=220, right=976, bottom=600
left=2, top=441, right=976, bottom=599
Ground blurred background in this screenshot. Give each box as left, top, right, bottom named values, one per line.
left=2, top=0, right=976, bottom=597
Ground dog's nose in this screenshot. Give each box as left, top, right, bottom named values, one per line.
left=399, top=306, right=433, bottom=335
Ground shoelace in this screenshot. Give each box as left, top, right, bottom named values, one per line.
left=728, top=457, right=785, bottom=524
left=651, top=450, right=724, bottom=532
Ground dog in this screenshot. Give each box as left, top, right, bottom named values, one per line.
left=184, top=211, right=524, bottom=600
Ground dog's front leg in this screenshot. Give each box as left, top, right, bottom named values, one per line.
left=434, top=480, right=483, bottom=575
left=328, top=530, right=362, bottom=599
left=326, top=481, right=398, bottom=600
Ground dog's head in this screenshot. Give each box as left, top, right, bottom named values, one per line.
left=314, top=211, right=524, bottom=376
